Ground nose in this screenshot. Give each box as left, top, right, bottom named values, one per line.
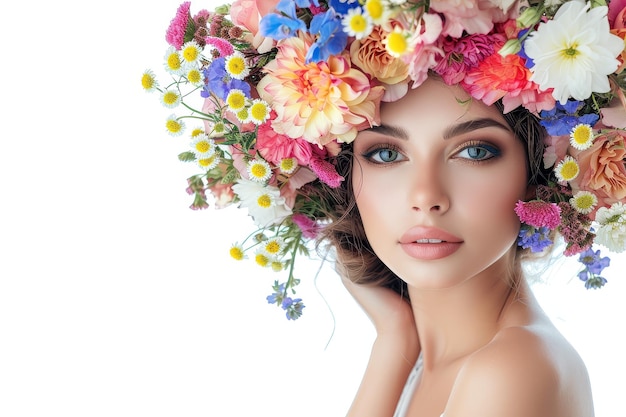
left=409, top=164, right=450, bottom=214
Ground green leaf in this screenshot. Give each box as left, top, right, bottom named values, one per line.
left=178, top=151, right=197, bottom=162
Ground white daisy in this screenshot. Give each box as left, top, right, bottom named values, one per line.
left=524, top=0, right=624, bottom=104
left=180, top=40, right=202, bottom=67
left=232, top=179, right=293, bottom=227
left=141, top=69, right=159, bottom=93
left=570, top=190, right=597, bottom=215
left=163, top=46, right=183, bottom=74
left=594, top=202, right=626, bottom=252
left=161, top=89, right=181, bottom=108
left=247, top=159, right=272, bottom=183
left=225, top=52, right=250, bottom=80
left=190, top=134, right=215, bottom=158
left=569, top=123, right=594, bottom=150
left=342, top=7, right=374, bottom=40
left=554, top=156, right=580, bottom=182
left=165, top=114, right=185, bottom=136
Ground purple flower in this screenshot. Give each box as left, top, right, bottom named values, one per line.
left=266, top=282, right=286, bottom=305
left=282, top=297, right=305, bottom=320
left=539, top=100, right=599, bottom=135
left=578, top=248, right=610, bottom=289
left=202, top=58, right=251, bottom=101
left=517, top=226, right=553, bottom=252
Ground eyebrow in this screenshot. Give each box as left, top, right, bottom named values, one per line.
left=364, top=118, right=512, bottom=140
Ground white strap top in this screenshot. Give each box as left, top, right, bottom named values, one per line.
left=392, top=355, right=444, bottom=417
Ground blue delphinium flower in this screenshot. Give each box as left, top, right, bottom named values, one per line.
left=539, top=100, right=599, bottom=135
left=306, top=8, right=348, bottom=63
left=282, top=297, right=305, bottom=320
left=266, top=282, right=286, bottom=305
left=329, top=0, right=360, bottom=14
left=517, top=226, right=553, bottom=252
left=202, top=57, right=251, bottom=101
left=578, top=248, right=610, bottom=289
left=259, top=0, right=307, bottom=40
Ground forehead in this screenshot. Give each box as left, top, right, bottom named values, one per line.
left=379, top=78, right=507, bottom=128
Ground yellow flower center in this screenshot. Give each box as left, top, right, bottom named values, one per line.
left=349, top=15, right=367, bottom=33
left=365, top=0, right=383, bottom=20
left=570, top=124, right=593, bottom=149
left=236, top=108, right=250, bottom=121
left=559, top=160, right=579, bottom=181
left=163, top=91, right=179, bottom=105
left=141, top=73, right=154, bottom=89
left=167, top=53, right=182, bottom=70
left=182, top=45, right=199, bottom=62
left=257, top=194, right=272, bottom=208
left=575, top=194, right=596, bottom=210
left=280, top=158, right=296, bottom=173
left=386, top=31, right=408, bottom=57
left=250, top=102, right=268, bottom=122
left=195, top=141, right=210, bottom=153
left=187, top=69, right=202, bottom=84
left=562, top=43, right=579, bottom=59
left=198, top=155, right=216, bottom=167
left=271, top=261, right=283, bottom=272
left=265, top=241, right=280, bottom=254
left=255, top=253, right=269, bottom=267
left=250, top=163, right=268, bottom=179
left=166, top=119, right=182, bottom=133
left=227, top=56, right=246, bottom=76
left=229, top=247, right=244, bottom=260
left=213, top=122, right=225, bottom=135
left=227, top=92, right=246, bottom=110
left=190, top=128, right=204, bottom=137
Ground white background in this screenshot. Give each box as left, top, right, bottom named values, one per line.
left=0, top=1, right=624, bottom=416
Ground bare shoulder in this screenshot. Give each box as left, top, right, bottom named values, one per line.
left=444, top=324, right=594, bottom=417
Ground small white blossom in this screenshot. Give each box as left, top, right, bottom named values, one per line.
left=232, top=179, right=292, bottom=227
left=594, top=202, right=626, bottom=253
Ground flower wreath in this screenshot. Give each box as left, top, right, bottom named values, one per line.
left=142, top=0, right=626, bottom=320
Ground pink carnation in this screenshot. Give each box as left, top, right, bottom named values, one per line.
left=309, top=157, right=344, bottom=188
left=205, top=36, right=234, bottom=57
left=514, top=200, right=562, bottom=230
left=461, top=52, right=555, bottom=113
left=292, top=213, right=322, bottom=239
left=166, top=1, right=191, bottom=49
left=434, top=33, right=505, bottom=85
left=256, top=120, right=314, bottom=166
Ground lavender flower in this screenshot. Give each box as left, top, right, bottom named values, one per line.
left=578, top=248, right=610, bottom=289
left=517, top=226, right=553, bottom=252
left=539, top=100, right=599, bottom=136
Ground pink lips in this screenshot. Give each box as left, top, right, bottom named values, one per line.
left=399, top=226, right=463, bottom=261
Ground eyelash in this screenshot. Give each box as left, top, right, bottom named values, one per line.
left=454, top=140, right=501, bottom=163
left=361, top=140, right=501, bottom=165
left=362, top=143, right=405, bottom=164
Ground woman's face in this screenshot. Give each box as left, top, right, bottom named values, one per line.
left=352, top=78, right=530, bottom=289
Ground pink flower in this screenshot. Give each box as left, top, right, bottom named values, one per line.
left=609, top=0, right=626, bottom=28
left=429, top=0, right=516, bottom=37
left=292, top=213, right=322, bottom=239
left=205, top=36, right=234, bottom=57
left=573, top=130, right=626, bottom=202
left=256, top=118, right=314, bottom=166
left=309, top=157, right=344, bottom=188
left=515, top=200, right=562, bottom=229
left=257, top=34, right=384, bottom=146
left=434, top=33, right=505, bottom=85
left=404, top=13, right=444, bottom=87
left=229, top=0, right=280, bottom=34
left=462, top=52, right=555, bottom=113
left=166, top=2, right=191, bottom=49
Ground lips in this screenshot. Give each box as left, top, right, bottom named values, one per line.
left=399, top=226, right=463, bottom=260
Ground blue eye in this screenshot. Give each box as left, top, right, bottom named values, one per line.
left=457, top=144, right=500, bottom=161
left=365, top=147, right=404, bottom=163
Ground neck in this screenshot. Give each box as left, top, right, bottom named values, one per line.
left=407, top=261, right=538, bottom=369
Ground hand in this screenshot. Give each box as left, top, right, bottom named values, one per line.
left=342, top=277, right=417, bottom=338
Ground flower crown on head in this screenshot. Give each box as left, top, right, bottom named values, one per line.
left=142, top=0, right=626, bottom=319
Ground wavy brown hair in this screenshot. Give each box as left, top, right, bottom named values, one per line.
left=316, top=99, right=552, bottom=296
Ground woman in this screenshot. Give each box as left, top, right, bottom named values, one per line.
left=143, top=0, right=626, bottom=414
left=331, top=77, right=594, bottom=417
